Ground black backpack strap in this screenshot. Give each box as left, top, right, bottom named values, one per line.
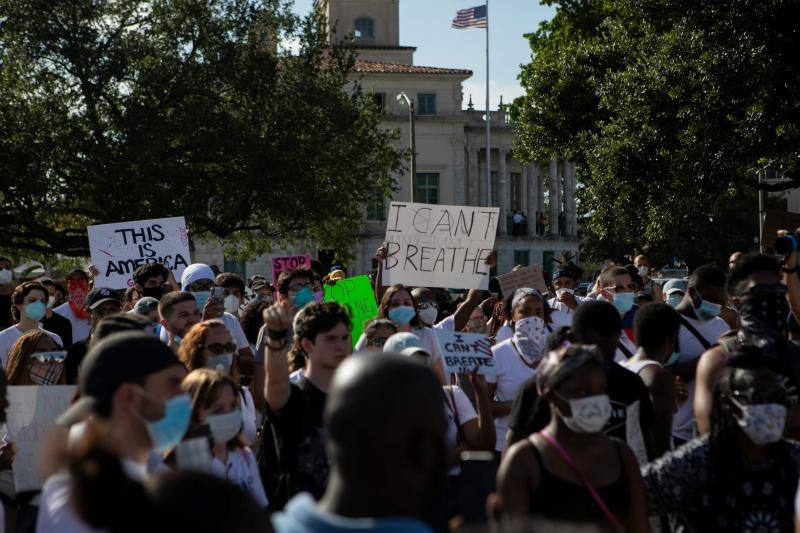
left=679, top=315, right=712, bottom=350
left=617, top=339, right=633, bottom=359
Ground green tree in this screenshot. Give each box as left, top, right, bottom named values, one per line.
left=511, top=0, right=800, bottom=267
left=0, top=0, right=402, bottom=259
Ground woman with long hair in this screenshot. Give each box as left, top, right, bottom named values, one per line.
left=5, top=330, right=66, bottom=386
left=178, top=320, right=257, bottom=445
left=642, top=352, right=800, bottom=531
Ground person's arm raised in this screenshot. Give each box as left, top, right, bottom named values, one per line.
left=263, top=301, right=294, bottom=412
left=374, top=244, right=387, bottom=303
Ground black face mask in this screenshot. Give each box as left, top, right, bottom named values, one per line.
left=141, top=285, right=165, bottom=300
left=738, top=283, right=790, bottom=353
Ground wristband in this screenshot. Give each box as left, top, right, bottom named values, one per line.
left=782, top=265, right=799, bottom=274
left=267, top=338, right=288, bottom=351
left=267, top=329, right=289, bottom=340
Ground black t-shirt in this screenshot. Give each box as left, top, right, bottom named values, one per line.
left=0, top=294, right=12, bottom=330
left=258, top=376, right=328, bottom=510
left=42, top=312, right=73, bottom=348
left=508, top=359, right=655, bottom=460
left=64, top=339, right=88, bottom=384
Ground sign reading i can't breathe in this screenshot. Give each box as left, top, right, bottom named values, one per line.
left=88, top=217, right=190, bottom=289
left=324, top=275, right=377, bottom=349
left=435, top=330, right=498, bottom=377
left=383, top=202, right=499, bottom=290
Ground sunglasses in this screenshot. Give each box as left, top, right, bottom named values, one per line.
left=604, top=284, right=638, bottom=293
left=203, top=342, right=237, bottom=355
left=30, top=351, right=67, bottom=363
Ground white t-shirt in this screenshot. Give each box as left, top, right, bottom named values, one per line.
left=614, top=332, right=638, bottom=363
left=495, top=323, right=513, bottom=344
left=487, top=339, right=538, bottom=451
left=240, top=386, right=257, bottom=446
left=443, top=385, right=478, bottom=476
left=159, top=311, right=248, bottom=353
left=53, top=303, right=91, bottom=344
left=355, top=326, right=443, bottom=364
left=0, top=326, right=63, bottom=369
left=547, top=296, right=585, bottom=329
left=672, top=315, right=729, bottom=441
left=433, top=315, right=455, bottom=332
left=210, top=447, right=268, bottom=507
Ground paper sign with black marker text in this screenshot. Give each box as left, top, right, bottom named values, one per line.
left=272, top=255, right=312, bottom=287
left=497, top=265, right=548, bottom=296
left=6, top=386, right=77, bottom=492
left=383, top=202, right=499, bottom=290
left=435, top=330, right=498, bottom=377
left=88, top=217, right=190, bottom=289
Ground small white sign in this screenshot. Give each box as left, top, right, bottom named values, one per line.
left=435, top=331, right=498, bottom=376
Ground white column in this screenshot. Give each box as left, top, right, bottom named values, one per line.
left=526, top=163, right=537, bottom=237
left=548, top=158, right=559, bottom=237
left=468, top=147, right=479, bottom=206
left=452, top=138, right=466, bottom=205
left=563, top=160, right=574, bottom=238
left=498, top=148, right=509, bottom=235
left=536, top=163, right=545, bottom=215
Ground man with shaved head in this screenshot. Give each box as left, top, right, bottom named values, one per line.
left=273, top=354, right=448, bottom=532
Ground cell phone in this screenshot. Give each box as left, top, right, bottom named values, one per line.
left=210, top=287, right=225, bottom=301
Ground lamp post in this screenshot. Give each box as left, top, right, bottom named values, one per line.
left=397, top=92, right=416, bottom=201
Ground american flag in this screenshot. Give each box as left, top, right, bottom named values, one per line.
left=452, top=5, right=488, bottom=29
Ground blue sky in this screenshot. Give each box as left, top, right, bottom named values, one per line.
left=290, top=0, right=557, bottom=109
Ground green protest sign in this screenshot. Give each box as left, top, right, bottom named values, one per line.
left=324, top=275, right=378, bottom=349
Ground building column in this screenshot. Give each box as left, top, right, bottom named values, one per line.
left=468, top=147, right=479, bottom=206
left=498, top=148, right=509, bottom=235
left=452, top=138, right=466, bottom=205
left=563, top=159, right=574, bottom=238
left=526, top=163, right=537, bottom=237
left=570, top=161, right=579, bottom=237
left=548, top=158, right=559, bottom=237
left=536, top=163, right=545, bottom=215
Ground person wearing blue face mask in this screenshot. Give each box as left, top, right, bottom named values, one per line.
left=38, top=332, right=189, bottom=533
left=622, top=302, right=681, bottom=459
left=593, top=266, right=640, bottom=362
left=353, top=284, right=446, bottom=384
left=0, top=281, right=63, bottom=369
left=669, top=264, right=730, bottom=447
left=179, top=263, right=253, bottom=373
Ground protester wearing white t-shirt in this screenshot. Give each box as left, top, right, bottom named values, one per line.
left=411, top=287, right=489, bottom=334
left=487, top=289, right=549, bottom=451
left=0, top=282, right=63, bottom=367
left=53, top=269, right=93, bottom=344
left=179, top=264, right=253, bottom=363
left=548, top=269, right=585, bottom=328
left=668, top=265, right=730, bottom=444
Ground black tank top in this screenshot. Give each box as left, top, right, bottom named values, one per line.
left=528, top=439, right=630, bottom=529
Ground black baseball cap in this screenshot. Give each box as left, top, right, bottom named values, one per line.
left=57, top=331, right=184, bottom=426
left=552, top=269, right=576, bottom=281
left=85, top=287, right=122, bottom=310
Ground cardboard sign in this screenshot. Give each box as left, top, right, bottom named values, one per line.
left=496, top=265, right=548, bottom=296
left=324, top=275, right=378, bottom=349
left=435, top=331, right=498, bottom=377
left=88, top=217, right=190, bottom=289
left=272, top=255, right=312, bottom=287
left=383, top=202, right=499, bottom=290
left=6, top=386, right=77, bottom=492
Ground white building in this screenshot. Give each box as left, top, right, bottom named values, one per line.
left=195, top=0, right=578, bottom=279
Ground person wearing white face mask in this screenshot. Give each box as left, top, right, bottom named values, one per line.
left=177, top=320, right=257, bottom=446
left=634, top=255, right=663, bottom=302
left=182, top=369, right=268, bottom=508
left=216, top=272, right=247, bottom=318
left=0, top=282, right=62, bottom=368
left=548, top=269, right=585, bottom=329
left=498, top=345, right=650, bottom=531
left=643, top=353, right=800, bottom=532
left=486, top=288, right=549, bottom=453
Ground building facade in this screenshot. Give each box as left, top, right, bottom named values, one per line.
left=195, top=0, right=578, bottom=278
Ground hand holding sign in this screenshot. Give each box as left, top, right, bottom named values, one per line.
left=435, top=330, right=498, bottom=377
left=496, top=265, right=548, bottom=296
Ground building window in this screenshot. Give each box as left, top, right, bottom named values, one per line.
left=367, top=191, right=386, bottom=221
left=542, top=251, right=554, bottom=274
left=510, top=172, right=522, bottom=211
left=513, top=250, right=530, bottom=267
left=490, top=171, right=499, bottom=207
left=417, top=93, right=437, bottom=116
left=354, top=17, right=374, bottom=39
left=415, top=173, right=439, bottom=204
left=372, top=92, right=385, bottom=111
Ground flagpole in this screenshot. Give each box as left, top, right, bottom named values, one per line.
left=485, top=0, right=491, bottom=208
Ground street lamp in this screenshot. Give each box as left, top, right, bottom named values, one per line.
left=397, top=92, right=416, bottom=201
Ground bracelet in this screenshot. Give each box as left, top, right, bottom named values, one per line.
left=266, top=329, right=289, bottom=340
left=782, top=265, right=799, bottom=274
left=267, top=338, right=288, bottom=351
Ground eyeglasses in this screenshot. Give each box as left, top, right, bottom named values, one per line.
left=30, top=351, right=67, bottom=363
left=202, top=342, right=237, bottom=355
left=603, top=284, right=638, bottom=293
left=366, top=336, right=389, bottom=348
left=417, top=301, right=438, bottom=309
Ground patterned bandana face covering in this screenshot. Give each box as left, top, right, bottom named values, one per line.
left=29, top=360, right=65, bottom=385
left=67, top=277, right=90, bottom=319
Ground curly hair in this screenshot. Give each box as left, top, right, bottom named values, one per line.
left=6, top=330, right=64, bottom=385
left=239, top=300, right=270, bottom=345
left=178, top=320, right=238, bottom=381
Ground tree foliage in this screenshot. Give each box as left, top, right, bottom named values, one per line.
left=0, top=0, right=402, bottom=258
left=511, top=0, right=800, bottom=266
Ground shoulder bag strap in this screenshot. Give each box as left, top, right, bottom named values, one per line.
left=678, top=315, right=711, bottom=350
left=538, top=431, right=623, bottom=531
left=617, top=338, right=633, bottom=359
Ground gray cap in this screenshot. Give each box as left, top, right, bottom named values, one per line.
left=663, top=278, right=688, bottom=295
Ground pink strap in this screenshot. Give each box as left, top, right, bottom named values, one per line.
left=538, top=432, right=623, bottom=530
